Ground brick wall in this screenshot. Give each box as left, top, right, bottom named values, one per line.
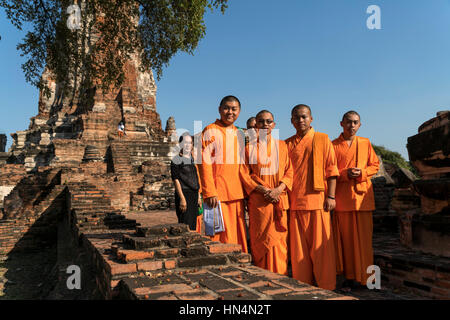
left=374, top=233, right=450, bottom=299
left=0, top=187, right=65, bottom=255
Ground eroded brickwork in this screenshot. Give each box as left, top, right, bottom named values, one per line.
left=78, top=221, right=354, bottom=300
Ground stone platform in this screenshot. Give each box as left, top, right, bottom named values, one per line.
left=78, top=211, right=354, bottom=300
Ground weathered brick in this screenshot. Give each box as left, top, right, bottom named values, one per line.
left=164, top=260, right=176, bottom=269
left=437, top=272, right=450, bottom=281
left=175, top=291, right=216, bottom=300
left=136, top=225, right=169, bottom=237
left=146, top=283, right=193, bottom=295
left=117, top=249, right=154, bottom=262
left=430, top=286, right=450, bottom=297
left=434, top=279, right=450, bottom=289
left=415, top=268, right=437, bottom=280
left=169, top=224, right=190, bottom=235
left=228, top=253, right=252, bottom=264
left=154, top=295, right=178, bottom=300
left=260, top=287, right=292, bottom=296
left=178, top=255, right=228, bottom=268
left=155, top=248, right=179, bottom=258
left=403, top=280, right=431, bottom=292
left=135, top=287, right=152, bottom=296
left=109, top=262, right=137, bottom=275
left=137, top=260, right=163, bottom=271
left=126, top=236, right=161, bottom=249
left=208, top=243, right=241, bottom=254
left=180, top=246, right=209, bottom=257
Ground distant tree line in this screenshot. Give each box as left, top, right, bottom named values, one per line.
left=373, top=144, right=418, bottom=177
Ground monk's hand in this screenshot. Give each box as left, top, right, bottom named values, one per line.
left=348, top=167, right=361, bottom=179
left=255, top=185, right=270, bottom=195
left=205, top=196, right=218, bottom=208
left=197, top=194, right=202, bottom=208
left=266, top=187, right=281, bottom=203
left=324, top=197, right=336, bottom=212
left=180, top=198, right=187, bottom=212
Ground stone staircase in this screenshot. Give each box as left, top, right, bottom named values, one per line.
left=32, top=185, right=67, bottom=216
left=110, top=142, right=133, bottom=175
left=68, top=182, right=138, bottom=232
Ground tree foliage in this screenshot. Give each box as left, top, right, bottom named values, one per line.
left=0, top=0, right=228, bottom=98
left=373, top=144, right=418, bottom=175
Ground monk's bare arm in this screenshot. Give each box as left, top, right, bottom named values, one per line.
left=324, top=177, right=337, bottom=212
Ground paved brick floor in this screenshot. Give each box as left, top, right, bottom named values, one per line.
left=0, top=210, right=432, bottom=300
left=124, top=210, right=428, bottom=300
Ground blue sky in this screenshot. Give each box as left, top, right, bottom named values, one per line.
left=1, top=0, right=450, bottom=159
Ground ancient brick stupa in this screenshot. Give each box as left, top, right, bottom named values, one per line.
left=8, top=56, right=175, bottom=172
left=0, top=48, right=178, bottom=228
left=402, top=111, right=450, bottom=257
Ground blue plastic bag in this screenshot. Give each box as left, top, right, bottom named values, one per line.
left=203, top=200, right=225, bottom=236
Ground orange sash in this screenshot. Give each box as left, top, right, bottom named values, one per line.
left=312, top=132, right=329, bottom=191
left=355, top=137, right=369, bottom=194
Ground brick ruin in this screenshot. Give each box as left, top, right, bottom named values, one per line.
left=0, top=30, right=448, bottom=299
left=1, top=81, right=449, bottom=299
left=0, top=51, right=357, bottom=300
left=372, top=111, right=450, bottom=299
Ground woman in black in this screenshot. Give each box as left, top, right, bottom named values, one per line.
left=170, top=133, right=201, bottom=230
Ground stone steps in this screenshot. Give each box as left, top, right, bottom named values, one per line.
left=68, top=181, right=138, bottom=232
left=110, top=223, right=248, bottom=274
left=32, top=185, right=67, bottom=215
left=110, top=142, right=133, bottom=175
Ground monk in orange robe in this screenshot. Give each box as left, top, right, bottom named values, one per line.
left=285, top=104, right=339, bottom=291
left=332, top=110, right=380, bottom=288
left=243, top=110, right=293, bottom=275
left=198, top=95, right=253, bottom=253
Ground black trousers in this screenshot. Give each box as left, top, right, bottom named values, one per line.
left=174, top=190, right=198, bottom=230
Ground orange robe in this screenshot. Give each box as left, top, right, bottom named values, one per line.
left=195, top=164, right=203, bottom=234
left=332, top=134, right=380, bottom=285
left=244, top=136, right=293, bottom=275
left=285, top=128, right=339, bottom=290
left=198, top=120, right=252, bottom=253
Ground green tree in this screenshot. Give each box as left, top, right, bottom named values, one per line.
left=373, top=144, right=418, bottom=176
left=0, top=0, right=228, bottom=97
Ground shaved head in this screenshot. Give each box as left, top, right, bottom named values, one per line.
left=220, top=95, right=241, bottom=108
left=256, top=109, right=274, bottom=120
left=246, top=117, right=256, bottom=128
left=291, top=104, right=312, bottom=117
left=342, top=110, right=361, bottom=121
